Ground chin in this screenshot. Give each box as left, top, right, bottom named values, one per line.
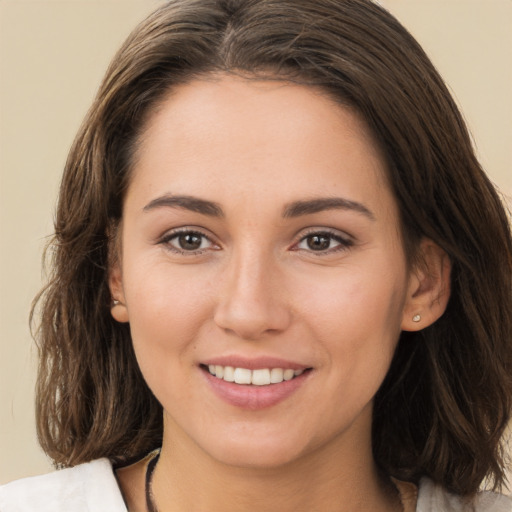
left=207, top=439, right=306, bottom=470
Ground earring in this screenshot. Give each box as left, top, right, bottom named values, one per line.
left=412, top=314, right=421, bottom=322
left=112, top=299, right=121, bottom=307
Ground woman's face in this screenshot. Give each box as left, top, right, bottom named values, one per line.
left=111, top=75, right=419, bottom=468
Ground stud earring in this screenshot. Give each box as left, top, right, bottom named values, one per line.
left=112, top=299, right=121, bottom=307
left=412, top=314, right=421, bottom=322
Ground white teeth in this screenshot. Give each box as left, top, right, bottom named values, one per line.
left=283, top=369, right=295, bottom=381
left=251, top=369, right=271, bottom=386
left=234, top=368, right=252, bottom=385
left=223, top=366, right=235, bottom=382
left=270, top=368, right=284, bottom=383
left=207, top=365, right=306, bottom=385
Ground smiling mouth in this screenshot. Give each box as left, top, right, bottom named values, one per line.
left=202, top=365, right=311, bottom=386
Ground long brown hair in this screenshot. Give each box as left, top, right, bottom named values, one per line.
left=33, top=0, right=512, bottom=496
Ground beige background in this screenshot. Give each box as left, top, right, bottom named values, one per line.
left=1, top=0, right=511, bottom=485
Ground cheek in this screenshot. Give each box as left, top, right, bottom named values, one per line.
left=293, top=257, right=407, bottom=387
left=296, top=260, right=406, bottom=338
left=122, top=258, right=215, bottom=381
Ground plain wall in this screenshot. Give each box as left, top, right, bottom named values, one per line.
left=1, top=0, right=511, bottom=485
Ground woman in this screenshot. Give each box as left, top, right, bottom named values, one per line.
left=1, top=0, right=511, bottom=510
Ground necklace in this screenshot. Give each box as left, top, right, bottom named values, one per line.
left=144, top=450, right=408, bottom=512
left=145, top=450, right=160, bottom=512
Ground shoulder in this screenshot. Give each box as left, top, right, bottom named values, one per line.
left=417, top=478, right=512, bottom=512
left=0, top=458, right=127, bottom=512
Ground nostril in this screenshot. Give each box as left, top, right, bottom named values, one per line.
left=213, top=297, right=292, bottom=340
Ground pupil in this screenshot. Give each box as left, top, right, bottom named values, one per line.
left=179, top=233, right=201, bottom=250
left=307, top=235, right=330, bottom=251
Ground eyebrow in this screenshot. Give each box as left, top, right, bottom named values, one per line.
left=143, top=194, right=224, bottom=217
left=143, top=194, right=374, bottom=221
left=283, top=197, right=375, bottom=220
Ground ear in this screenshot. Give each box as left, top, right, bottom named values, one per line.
left=401, top=239, right=451, bottom=332
left=108, top=229, right=129, bottom=324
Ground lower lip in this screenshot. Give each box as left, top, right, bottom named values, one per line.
left=202, top=367, right=310, bottom=410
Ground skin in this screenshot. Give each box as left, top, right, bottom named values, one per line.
left=111, top=75, right=450, bottom=512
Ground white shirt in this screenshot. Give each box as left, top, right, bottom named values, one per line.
left=1, top=458, right=511, bottom=511
left=0, top=459, right=126, bottom=512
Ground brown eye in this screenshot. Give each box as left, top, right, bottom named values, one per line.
left=178, top=233, right=203, bottom=251
left=162, top=230, right=214, bottom=253
left=295, top=230, right=353, bottom=255
left=306, top=234, right=331, bottom=251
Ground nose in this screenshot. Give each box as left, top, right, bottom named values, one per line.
left=213, top=250, right=292, bottom=340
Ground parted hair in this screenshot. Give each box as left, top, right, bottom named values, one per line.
left=33, top=0, right=512, bottom=496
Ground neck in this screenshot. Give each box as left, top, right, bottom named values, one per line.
left=150, top=415, right=400, bottom=512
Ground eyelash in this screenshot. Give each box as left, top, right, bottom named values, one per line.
left=159, top=228, right=218, bottom=255
left=292, top=229, right=354, bottom=256
left=158, top=228, right=354, bottom=256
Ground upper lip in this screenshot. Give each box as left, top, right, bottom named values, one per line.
left=201, top=356, right=311, bottom=371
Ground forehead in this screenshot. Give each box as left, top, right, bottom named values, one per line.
left=128, top=75, right=393, bottom=217
left=139, top=75, right=380, bottom=158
